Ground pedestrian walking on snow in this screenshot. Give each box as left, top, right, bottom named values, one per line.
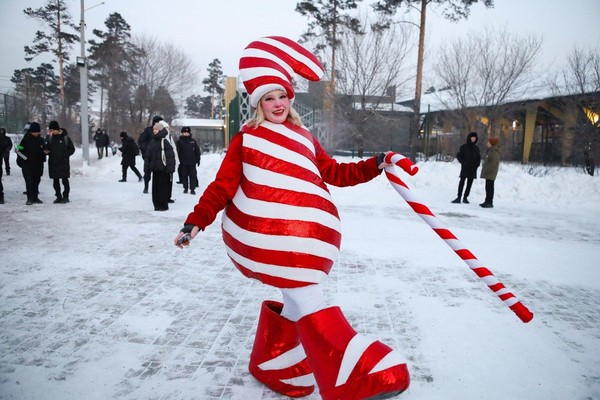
left=93, top=128, right=106, bottom=159
left=118, top=131, right=142, bottom=182
left=102, top=130, right=110, bottom=157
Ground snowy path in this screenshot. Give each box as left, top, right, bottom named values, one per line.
left=1, top=151, right=599, bottom=399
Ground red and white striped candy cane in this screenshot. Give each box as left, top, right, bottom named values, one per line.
left=383, top=152, right=534, bottom=323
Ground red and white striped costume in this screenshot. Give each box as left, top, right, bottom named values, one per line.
left=184, top=121, right=381, bottom=288
left=183, top=35, right=411, bottom=399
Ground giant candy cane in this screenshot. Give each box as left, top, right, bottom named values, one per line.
left=383, top=152, right=534, bottom=323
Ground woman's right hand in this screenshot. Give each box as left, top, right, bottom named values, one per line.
left=174, top=225, right=200, bottom=248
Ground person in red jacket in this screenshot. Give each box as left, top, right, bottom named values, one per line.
left=174, top=36, right=410, bottom=400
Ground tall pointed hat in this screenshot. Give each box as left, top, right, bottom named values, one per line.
left=239, top=36, right=324, bottom=107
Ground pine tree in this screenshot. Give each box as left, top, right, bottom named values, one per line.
left=88, top=12, right=141, bottom=132
left=185, top=95, right=212, bottom=119
left=202, top=59, right=224, bottom=119
left=152, top=86, right=178, bottom=122
left=23, top=0, right=79, bottom=119
left=11, top=64, right=60, bottom=126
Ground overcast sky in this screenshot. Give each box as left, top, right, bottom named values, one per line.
left=1, top=0, right=599, bottom=95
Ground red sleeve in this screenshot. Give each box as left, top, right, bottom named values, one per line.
left=184, top=133, right=243, bottom=229
left=314, top=140, right=381, bottom=187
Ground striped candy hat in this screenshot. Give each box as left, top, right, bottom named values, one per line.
left=239, top=36, right=324, bottom=107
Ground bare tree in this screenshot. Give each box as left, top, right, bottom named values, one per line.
left=334, top=13, right=414, bottom=150
left=132, top=35, right=199, bottom=124
left=433, top=27, right=541, bottom=135
left=555, top=47, right=600, bottom=95
left=336, top=14, right=413, bottom=103
left=549, top=47, right=600, bottom=172
left=372, top=0, right=494, bottom=159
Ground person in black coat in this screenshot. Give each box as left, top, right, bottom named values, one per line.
left=144, top=121, right=175, bottom=211
left=1, top=127, right=12, bottom=176
left=176, top=126, right=201, bottom=195
left=118, top=131, right=142, bottom=182
left=452, top=131, right=481, bottom=204
left=46, top=120, right=75, bottom=203
left=138, top=115, right=163, bottom=194
left=93, top=128, right=106, bottom=159
left=16, top=122, right=47, bottom=205
left=0, top=128, right=9, bottom=203
left=102, top=130, right=110, bottom=157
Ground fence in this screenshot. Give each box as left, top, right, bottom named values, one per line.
left=0, top=93, right=27, bottom=133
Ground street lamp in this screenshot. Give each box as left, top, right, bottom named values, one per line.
left=79, top=0, right=104, bottom=166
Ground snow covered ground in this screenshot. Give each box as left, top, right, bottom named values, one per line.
left=1, top=147, right=599, bottom=400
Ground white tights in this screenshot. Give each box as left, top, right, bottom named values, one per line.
left=280, top=284, right=327, bottom=322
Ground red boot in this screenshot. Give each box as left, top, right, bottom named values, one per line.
left=249, top=300, right=315, bottom=397
left=297, top=306, right=410, bottom=400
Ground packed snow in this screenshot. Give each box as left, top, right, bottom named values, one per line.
left=1, top=145, right=599, bottom=400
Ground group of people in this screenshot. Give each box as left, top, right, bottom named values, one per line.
left=451, top=131, right=501, bottom=208
left=136, top=116, right=201, bottom=211
left=0, top=116, right=201, bottom=211
left=93, top=128, right=112, bottom=159
left=3, top=121, right=75, bottom=205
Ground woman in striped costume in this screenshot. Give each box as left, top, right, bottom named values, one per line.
left=174, top=36, right=410, bottom=400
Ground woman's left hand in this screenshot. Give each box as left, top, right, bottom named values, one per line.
left=377, top=151, right=393, bottom=169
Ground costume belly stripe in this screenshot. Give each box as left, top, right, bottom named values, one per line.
left=231, top=259, right=321, bottom=288
left=226, top=241, right=329, bottom=283
left=223, top=230, right=334, bottom=271
left=223, top=215, right=339, bottom=260
left=231, top=186, right=341, bottom=233
left=240, top=179, right=338, bottom=217
left=223, top=122, right=340, bottom=287
left=227, top=203, right=341, bottom=245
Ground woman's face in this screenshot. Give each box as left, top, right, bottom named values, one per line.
left=260, top=89, right=290, bottom=124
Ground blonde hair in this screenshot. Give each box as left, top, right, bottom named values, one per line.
left=246, top=100, right=303, bottom=129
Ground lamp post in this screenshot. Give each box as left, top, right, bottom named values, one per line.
left=79, top=0, right=104, bottom=166
left=79, top=0, right=89, bottom=165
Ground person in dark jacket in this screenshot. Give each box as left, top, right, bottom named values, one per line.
left=93, top=128, right=106, bottom=159
left=102, top=129, right=110, bottom=157
left=144, top=121, right=175, bottom=211
left=138, top=115, right=163, bottom=194
left=1, top=127, right=12, bottom=176
left=0, top=128, right=9, bottom=203
left=176, top=126, right=200, bottom=195
left=451, top=131, right=481, bottom=204
left=118, top=131, right=142, bottom=182
left=46, top=120, right=75, bottom=203
left=480, top=137, right=501, bottom=208
left=16, top=122, right=46, bottom=205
